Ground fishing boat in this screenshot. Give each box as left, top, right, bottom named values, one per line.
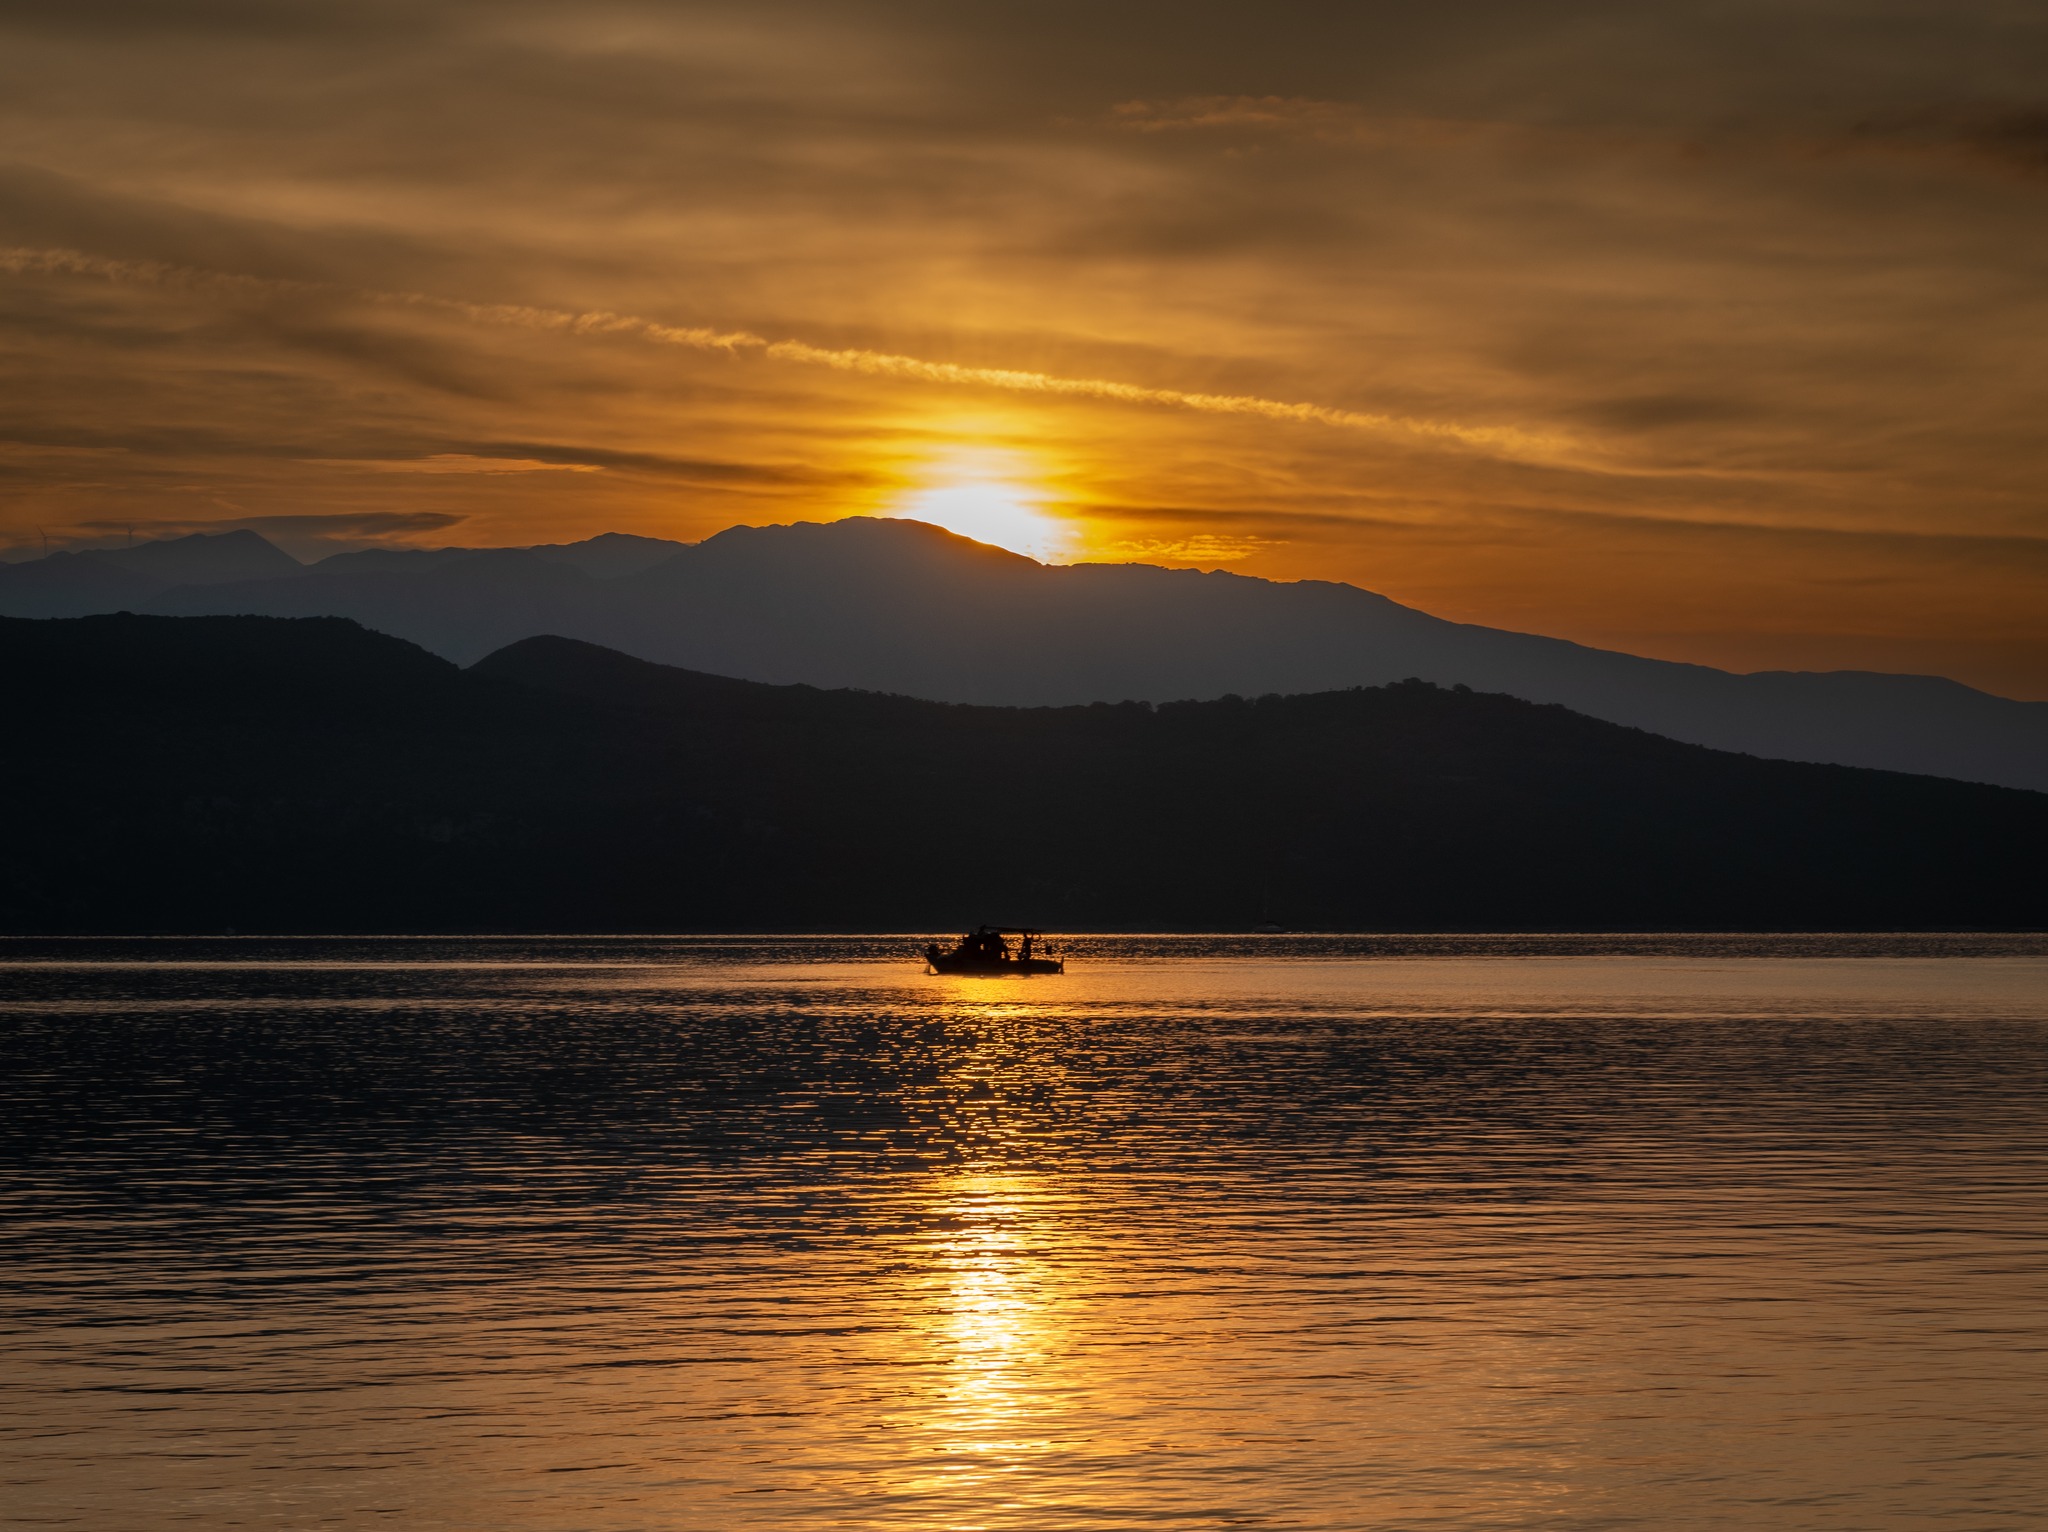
left=924, top=926, right=1065, bottom=975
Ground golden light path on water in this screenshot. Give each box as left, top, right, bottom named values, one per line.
left=3, top=935, right=2046, bottom=1530
left=900, top=1172, right=1060, bottom=1500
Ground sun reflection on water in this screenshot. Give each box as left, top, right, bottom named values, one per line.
left=901, top=1171, right=1065, bottom=1495
left=14, top=943, right=2048, bottom=1530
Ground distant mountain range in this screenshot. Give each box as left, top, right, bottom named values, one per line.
left=5, top=518, right=2045, bottom=791
left=5, top=613, right=2041, bottom=933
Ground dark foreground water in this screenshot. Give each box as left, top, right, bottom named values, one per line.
left=3, top=935, right=2046, bottom=1531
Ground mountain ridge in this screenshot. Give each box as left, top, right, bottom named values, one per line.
left=4, top=517, right=2043, bottom=789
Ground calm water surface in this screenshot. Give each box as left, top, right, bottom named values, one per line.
left=3, top=935, right=2046, bottom=1530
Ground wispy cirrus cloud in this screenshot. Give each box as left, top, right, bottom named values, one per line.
left=8, top=508, right=472, bottom=562
left=1109, top=95, right=1498, bottom=146
left=70, top=510, right=469, bottom=537
left=2, top=244, right=1571, bottom=462
left=301, top=453, right=602, bottom=475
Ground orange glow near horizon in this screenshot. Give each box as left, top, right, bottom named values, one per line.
left=885, top=452, right=1079, bottom=564
left=2, top=7, right=2047, bottom=695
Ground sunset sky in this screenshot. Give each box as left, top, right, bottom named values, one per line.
left=3, top=1, right=2046, bottom=695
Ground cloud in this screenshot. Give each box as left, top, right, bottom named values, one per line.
left=301, top=453, right=602, bottom=475
left=1109, top=95, right=1499, bottom=148
left=12, top=507, right=473, bottom=562
left=71, top=509, right=469, bottom=536
left=1, top=0, right=2046, bottom=690
left=0, top=440, right=125, bottom=459
left=1088, top=532, right=1279, bottom=565
left=1964, top=107, right=2048, bottom=174
left=1848, top=102, right=2048, bottom=180
left=5, top=243, right=1571, bottom=463
left=1113, top=95, right=1365, bottom=134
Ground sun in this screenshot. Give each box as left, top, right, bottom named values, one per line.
left=886, top=459, right=1075, bottom=563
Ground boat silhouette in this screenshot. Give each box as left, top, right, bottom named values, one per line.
left=924, top=926, right=1065, bottom=975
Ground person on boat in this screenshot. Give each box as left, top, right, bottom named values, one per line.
left=924, top=927, right=1059, bottom=973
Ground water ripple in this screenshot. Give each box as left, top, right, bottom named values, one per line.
left=3, top=936, right=2045, bottom=1529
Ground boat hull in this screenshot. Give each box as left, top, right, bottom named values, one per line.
left=927, top=955, right=1064, bottom=975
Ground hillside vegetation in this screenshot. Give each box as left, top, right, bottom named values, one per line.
left=5, top=614, right=2042, bottom=932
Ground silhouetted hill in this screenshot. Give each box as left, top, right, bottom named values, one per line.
left=5, top=518, right=2034, bottom=790
left=5, top=615, right=2042, bottom=934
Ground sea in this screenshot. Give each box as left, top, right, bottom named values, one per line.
left=3, top=934, right=2045, bottom=1531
